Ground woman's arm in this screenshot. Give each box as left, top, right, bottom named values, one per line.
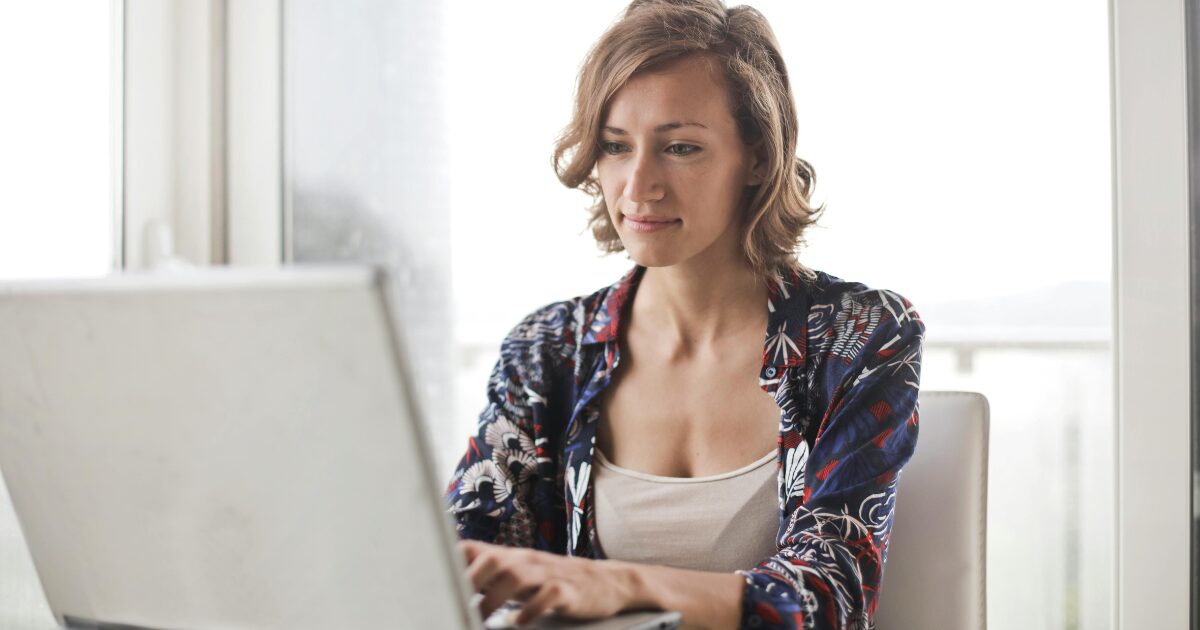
left=445, top=352, right=544, bottom=543
left=737, top=290, right=925, bottom=629
left=622, top=562, right=743, bottom=630
left=446, top=303, right=571, bottom=550
left=460, top=539, right=743, bottom=629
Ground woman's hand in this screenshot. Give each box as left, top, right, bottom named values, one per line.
left=459, top=540, right=640, bottom=625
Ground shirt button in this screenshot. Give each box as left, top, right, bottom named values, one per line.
left=764, top=367, right=777, bottom=378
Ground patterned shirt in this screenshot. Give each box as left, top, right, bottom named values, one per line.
left=445, top=264, right=925, bottom=630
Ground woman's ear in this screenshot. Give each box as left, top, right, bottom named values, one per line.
left=746, top=141, right=768, bottom=186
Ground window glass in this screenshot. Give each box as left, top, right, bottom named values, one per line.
left=0, top=1, right=116, bottom=626
left=0, top=2, right=115, bottom=279
left=286, top=0, right=452, bottom=438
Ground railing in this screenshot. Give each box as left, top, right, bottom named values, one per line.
left=924, top=327, right=1110, bottom=373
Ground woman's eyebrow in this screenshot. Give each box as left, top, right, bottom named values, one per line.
left=602, top=121, right=709, bottom=135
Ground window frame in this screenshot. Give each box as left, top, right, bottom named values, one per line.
left=122, top=0, right=281, bottom=269
left=1110, top=0, right=1193, bottom=626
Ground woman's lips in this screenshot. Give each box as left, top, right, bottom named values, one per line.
left=623, top=215, right=681, bottom=234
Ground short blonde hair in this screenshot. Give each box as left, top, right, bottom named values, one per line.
left=553, top=0, right=824, bottom=280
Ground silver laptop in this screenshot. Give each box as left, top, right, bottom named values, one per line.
left=0, top=266, right=680, bottom=630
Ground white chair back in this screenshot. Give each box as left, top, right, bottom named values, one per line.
left=875, top=391, right=989, bottom=630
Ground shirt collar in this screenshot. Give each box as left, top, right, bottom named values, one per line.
left=581, top=265, right=643, bottom=346
left=761, top=265, right=811, bottom=370
left=580, top=264, right=811, bottom=370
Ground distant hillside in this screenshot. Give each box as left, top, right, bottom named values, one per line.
left=917, top=281, right=1111, bottom=330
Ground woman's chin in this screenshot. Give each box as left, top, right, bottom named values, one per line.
left=621, top=247, right=682, bottom=269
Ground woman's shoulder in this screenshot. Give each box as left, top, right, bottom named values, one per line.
left=790, top=268, right=926, bottom=371
left=801, top=268, right=923, bottom=330
left=791, top=269, right=926, bottom=400
left=498, top=273, right=627, bottom=354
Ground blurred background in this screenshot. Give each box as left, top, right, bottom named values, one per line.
left=0, top=1, right=1115, bottom=628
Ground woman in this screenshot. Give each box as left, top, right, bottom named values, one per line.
left=445, top=1, right=924, bottom=628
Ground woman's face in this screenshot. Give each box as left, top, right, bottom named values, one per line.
left=596, top=54, right=763, bottom=271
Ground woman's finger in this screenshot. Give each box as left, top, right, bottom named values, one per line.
left=514, top=581, right=566, bottom=626
left=475, top=564, right=528, bottom=619
left=465, top=549, right=504, bottom=591
left=459, top=540, right=487, bottom=564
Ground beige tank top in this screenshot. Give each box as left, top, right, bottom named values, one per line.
left=592, top=447, right=780, bottom=572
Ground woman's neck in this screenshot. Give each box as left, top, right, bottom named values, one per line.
left=633, top=258, right=767, bottom=350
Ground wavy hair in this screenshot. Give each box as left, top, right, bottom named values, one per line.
left=553, top=0, right=824, bottom=280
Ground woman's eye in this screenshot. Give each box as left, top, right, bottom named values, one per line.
left=599, top=141, right=699, bottom=156
left=600, top=141, right=627, bottom=155
left=666, top=143, right=700, bottom=157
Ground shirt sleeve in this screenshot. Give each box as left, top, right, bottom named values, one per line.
left=443, top=310, right=568, bottom=552
left=737, top=293, right=925, bottom=629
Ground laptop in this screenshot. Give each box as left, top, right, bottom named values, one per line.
left=0, top=266, right=680, bottom=630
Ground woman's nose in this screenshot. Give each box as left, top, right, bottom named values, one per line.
left=624, top=152, right=664, bottom=203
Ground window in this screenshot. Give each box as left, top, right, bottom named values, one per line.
left=284, top=0, right=453, bottom=449
left=0, top=2, right=118, bottom=280
left=287, top=2, right=1114, bottom=627
left=0, top=1, right=119, bottom=626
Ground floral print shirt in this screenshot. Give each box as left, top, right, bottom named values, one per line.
left=445, top=264, right=925, bottom=630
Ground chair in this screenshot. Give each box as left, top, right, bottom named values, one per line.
left=874, top=391, right=989, bottom=630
